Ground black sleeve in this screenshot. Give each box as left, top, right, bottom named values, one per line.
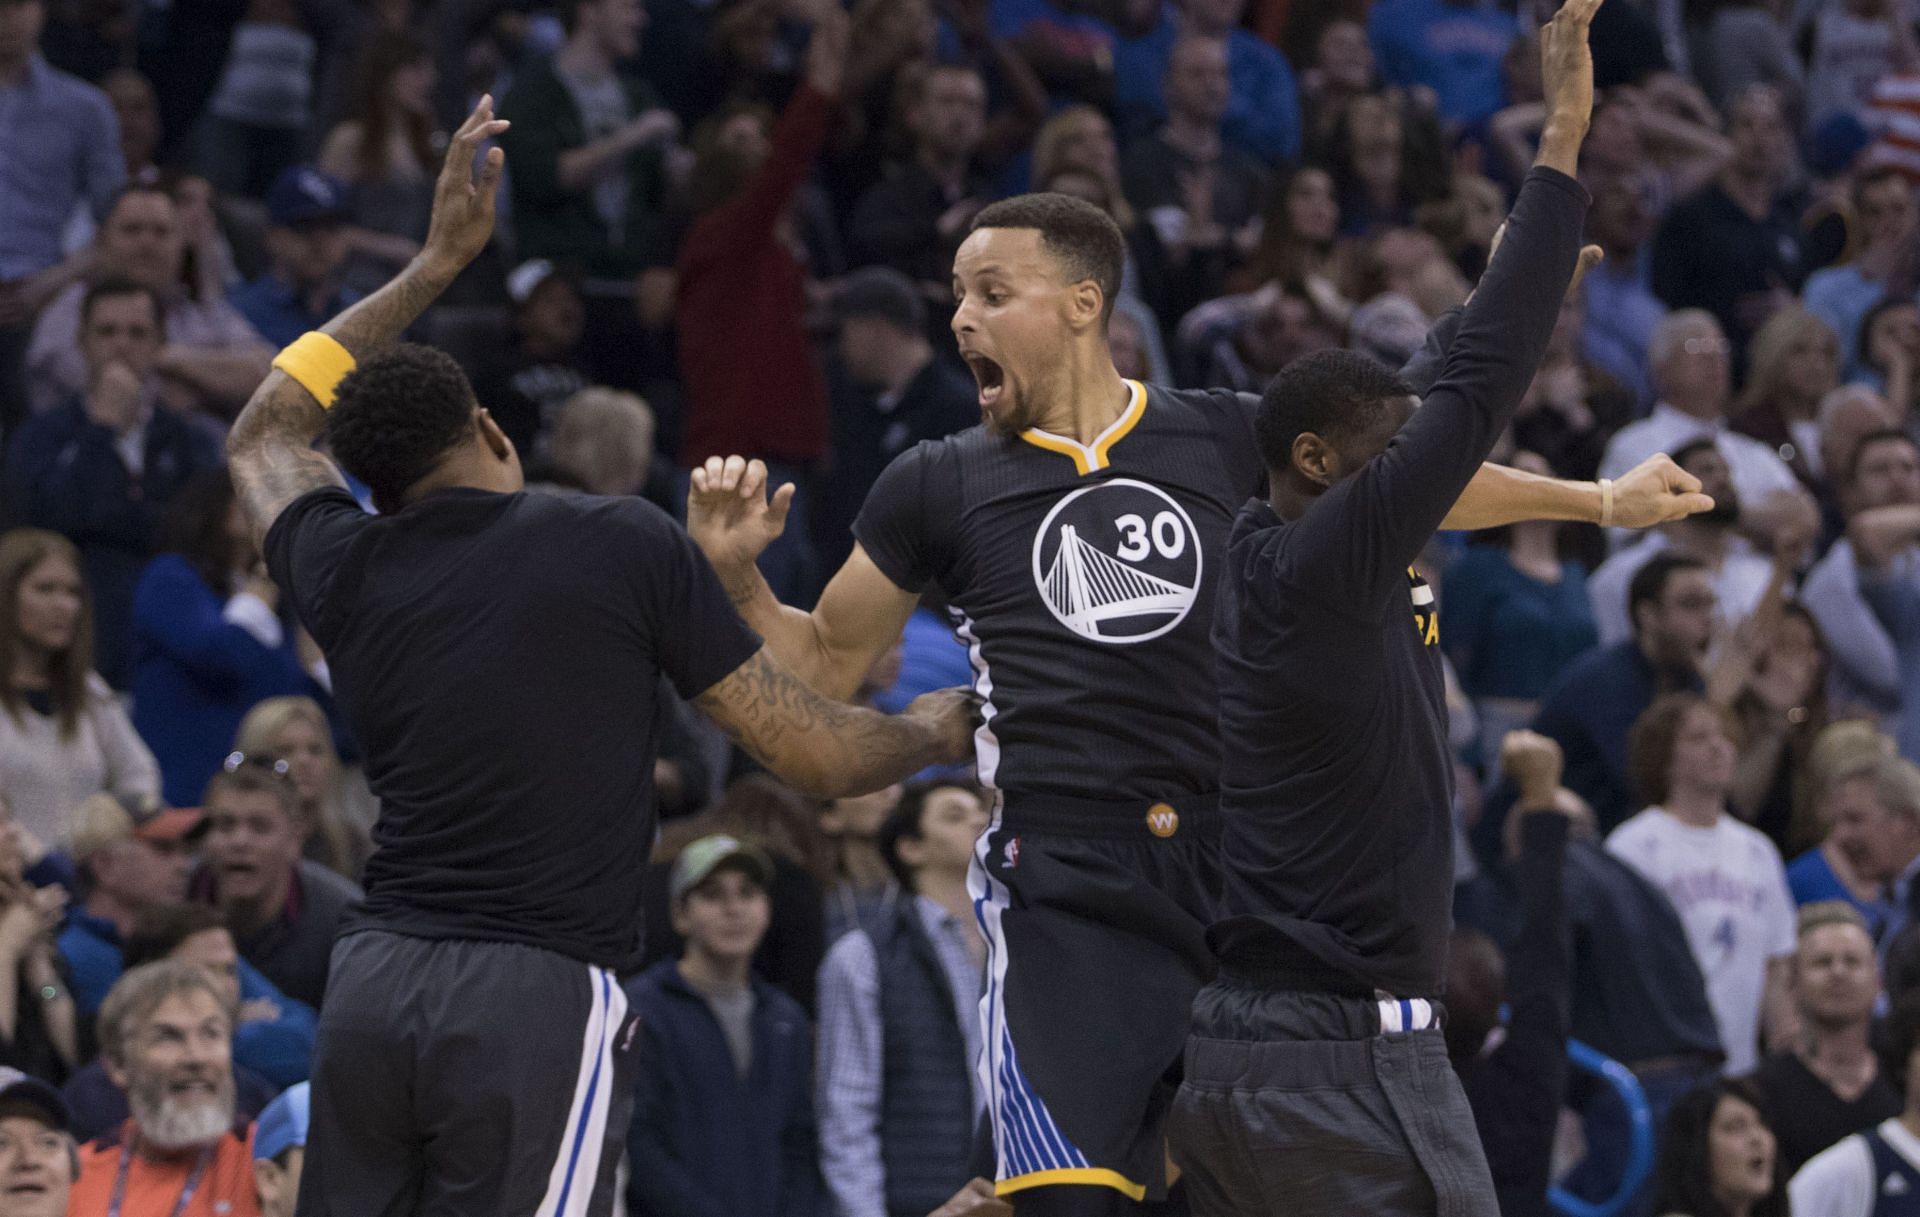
left=1273, top=168, right=1590, bottom=611
left=262, top=487, right=375, bottom=650
left=850, top=443, right=953, bottom=593
left=625, top=504, right=765, bottom=700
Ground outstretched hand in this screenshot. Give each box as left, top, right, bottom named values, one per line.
left=422, top=95, right=510, bottom=278
left=1534, top=0, right=1602, bottom=173
left=688, top=456, right=796, bottom=575
left=1608, top=453, right=1717, bottom=528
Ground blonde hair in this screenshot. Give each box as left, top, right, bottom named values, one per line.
left=1797, top=899, right=1870, bottom=940
left=233, top=696, right=357, bottom=878
left=548, top=389, right=656, bottom=497
left=1738, top=307, right=1840, bottom=416
left=1032, top=106, right=1136, bottom=231
left=68, top=792, right=147, bottom=859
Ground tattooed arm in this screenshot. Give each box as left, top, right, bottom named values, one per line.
left=227, top=97, right=513, bottom=547
left=695, top=649, right=977, bottom=797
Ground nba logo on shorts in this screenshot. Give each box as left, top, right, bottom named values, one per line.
left=1030, top=479, right=1202, bottom=645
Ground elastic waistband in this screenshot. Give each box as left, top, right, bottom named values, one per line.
left=998, top=791, right=1219, bottom=841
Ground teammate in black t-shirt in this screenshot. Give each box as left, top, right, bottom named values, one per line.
left=224, top=99, right=976, bottom=1217
left=688, top=185, right=1709, bottom=1217
left=1167, top=8, right=1709, bottom=1213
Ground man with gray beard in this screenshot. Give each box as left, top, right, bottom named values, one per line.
left=68, top=960, right=262, bottom=1215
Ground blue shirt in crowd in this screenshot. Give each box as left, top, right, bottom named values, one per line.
left=1368, top=0, right=1517, bottom=125
left=229, top=275, right=362, bottom=350
left=1532, top=640, right=1703, bottom=833
left=1442, top=546, right=1600, bottom=701
left=0, top=56, right=123, bottom=280
left=1112, top=13, right=1303, bottom=162
left=1862, top=563, right=1920, bottom=764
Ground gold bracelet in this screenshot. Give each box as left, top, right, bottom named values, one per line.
left=271, top=332, right=357, bottom=409
left=1599, top=478, right=1615, bottom=528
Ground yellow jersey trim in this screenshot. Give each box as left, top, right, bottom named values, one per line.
left=996, top=1167, right=1149, bottom=1201
left=1016, top=380, right=1146, bottom=475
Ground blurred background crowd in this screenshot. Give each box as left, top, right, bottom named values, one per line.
left=6, top=0, right=1920, bottom=1211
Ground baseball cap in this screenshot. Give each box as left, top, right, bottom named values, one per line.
left=506, top=259, right=564, bottom=305
left=253, top=1082, right=309, bottom=1162
left=669, top=835, right=774, bottom=904
left=834, top=266, right=927, bottom=333
left=69, top=794, right=204, bottom=859
left=0, top=1067, right=71, bottom=1132
left=266, top=165, right=351, bottom=228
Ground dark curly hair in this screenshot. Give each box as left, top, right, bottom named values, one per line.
left=971, top=193, right=1125, bottom=322
left=1255, top=348, right=1412, bottom=477
left=326, top=344, right=476, bottom=513
left=1649, top=1077, right=1788, bottom=1217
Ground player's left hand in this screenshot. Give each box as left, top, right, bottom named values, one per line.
left=1607, top=453, right=1716, bottom=529
left=422, top=95, right=509, bottom=279
left=687, top=456, right=795, bottom=574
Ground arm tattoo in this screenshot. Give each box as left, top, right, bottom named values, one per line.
left=227, top=258, right=458, bottom=544
left=695, top=649, right=937, bottom=795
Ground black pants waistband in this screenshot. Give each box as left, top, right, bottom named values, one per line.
left=997, top=790, right=1220, bottom=840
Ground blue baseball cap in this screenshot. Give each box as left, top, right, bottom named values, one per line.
left=266, top=166, right=351, bottom=228
left=0, top=1067, right=70, bottom=1131
left=253, top=1083, right=310, bottom=1162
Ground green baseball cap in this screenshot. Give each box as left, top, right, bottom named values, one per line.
left=670, top=834, right=774, bottom=904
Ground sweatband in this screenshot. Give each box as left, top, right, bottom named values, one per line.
left=272, top=332, right=356, bottom=409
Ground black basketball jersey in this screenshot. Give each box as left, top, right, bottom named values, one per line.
left=853, top=380, right=1265, bottom=804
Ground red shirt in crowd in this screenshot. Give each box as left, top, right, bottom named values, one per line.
left=676, top=82, right=836, bottom=468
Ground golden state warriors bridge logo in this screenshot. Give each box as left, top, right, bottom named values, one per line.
left=1030, top=479, right=1202, bottom=645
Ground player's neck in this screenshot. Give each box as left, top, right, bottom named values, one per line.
left=1268, top=469, right=1323, bottom=524
left=1027, top=359, right=1131, bottom=443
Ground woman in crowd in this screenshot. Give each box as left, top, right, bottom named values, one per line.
left=1736, top=308, right=1844, bottom=489
left=0, top=531, right=159, bottom=850
left=1725, top=603, right=1834, bottom=854
left=233, top=697, right=370, bottom=883
left=1322, top=91, right=1449, bottom=238
left=1443, top=451, right=1602, bottom=770
left=1853, top=295, right=1920, bottom=425
left=129, top=471, right=318, bottom=808
left=317, top=30, right=441, bottom=295
left=1649, top=1078, right=1789, bottom=1217
left=1233, top=164, right=1342, bottom=293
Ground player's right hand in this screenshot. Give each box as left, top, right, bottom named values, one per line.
left=905, top=686, right=983, bottom=767
left=1539, top=0, right=1602, bottom=136
left=1608, top=453, right=1717, bottom=528
left=422, top=95, right=509, bottom=279
left=687, top=456, right=795, bottom=573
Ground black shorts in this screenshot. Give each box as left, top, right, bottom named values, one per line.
left=298, top=930, right=639, bottom=1217
left=973, top=791, right=1220, bottom=1207
left=1168, top=976, right=1497, bottom=1217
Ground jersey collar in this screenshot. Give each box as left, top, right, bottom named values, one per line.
left=1017, top=380, right=1146, bottom=475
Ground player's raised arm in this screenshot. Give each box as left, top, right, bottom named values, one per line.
left=688, top=456, right=918, bottom=702
left=227, top=96, right=510, bottom=547
left=693, top=648, right=976, bottom=796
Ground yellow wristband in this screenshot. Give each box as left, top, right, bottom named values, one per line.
left=271, top=332, right=357, bottom=409
left=1599, top=478, right=1615, bottom=529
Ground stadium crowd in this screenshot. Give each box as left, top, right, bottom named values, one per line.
left=3, top=0, right=1920, bottom=1211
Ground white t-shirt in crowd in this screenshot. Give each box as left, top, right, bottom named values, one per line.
left=1790, top=1118, right=1920, bottom=1217
left=1606, top=807, right=1797, bottom=1074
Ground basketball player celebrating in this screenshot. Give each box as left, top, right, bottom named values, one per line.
left=687, top=107, right=1707, bottom=1217
left=225, top=97, right=976, bottom=1216
left=1168, top=3, right=1652, bottom=1212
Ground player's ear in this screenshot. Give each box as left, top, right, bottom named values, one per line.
left=1070, top=279, right=1103, bottom=329
left=474, top=408, right=515, bottom=463
left=1290, top=432, right=1335, bottom=488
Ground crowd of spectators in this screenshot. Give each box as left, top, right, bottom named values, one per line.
left=5, top=0, right=1920, bottom=1211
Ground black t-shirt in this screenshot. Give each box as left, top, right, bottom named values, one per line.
left=1751, top=1050, right=1902, bottom=1176
left=263, top=486, right=761, bottom=970
left=1207, top=167, right=1588, bottom=998
left=853, top=380, right=1265, bottom=807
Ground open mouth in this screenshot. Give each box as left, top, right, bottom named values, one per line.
left=963, top=353, right=1006, bottom=410
left=3, top=1182, right=47, bottom=1196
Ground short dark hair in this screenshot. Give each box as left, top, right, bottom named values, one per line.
left=1254, top=348, right=1413, bottom=477
left=1628, top=692, right=1735, bottom=807
left=327, top=343, right=477, bottom=514
left=123, top=904, right=226, bottom=971
left=1847, top=426, right=1920, bottom=484
left=877, top=780, right=981, bottom=891
left=1650, top=1078, right=1787, bottom=1217
left=970, top=193, right=1125, bottom=321
left=1627, top=552, right=1706, bottom=638
left=80, top=277, right=164, bottom=330
left=203, top=764, right=298, bottom=821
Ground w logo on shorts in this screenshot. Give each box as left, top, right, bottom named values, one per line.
left=1146, top=805, right=1179, bottom=838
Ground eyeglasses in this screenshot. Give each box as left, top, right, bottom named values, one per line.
left=222, top=751, right=291, bottom=780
